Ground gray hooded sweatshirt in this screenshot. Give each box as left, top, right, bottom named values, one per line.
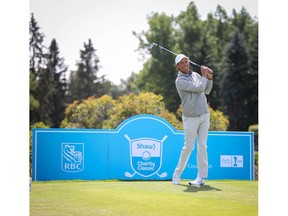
left=175, top=70, right=213, bottom=117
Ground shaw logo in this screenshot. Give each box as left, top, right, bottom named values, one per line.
left=124, top=134, right=168, bottom=178
left=220, top=155, right=243, bottom=168
left=61, top=143, right=84, bottom=172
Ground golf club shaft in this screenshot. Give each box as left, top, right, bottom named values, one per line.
left=148, top=42, right=210, bottom=72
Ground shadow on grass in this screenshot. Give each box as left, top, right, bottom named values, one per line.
left=179, top=184, right=222, bottom=193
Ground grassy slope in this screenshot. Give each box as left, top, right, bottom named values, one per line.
left=30, top=180, right=258, bottom=216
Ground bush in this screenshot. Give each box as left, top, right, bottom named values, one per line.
left=60, top=92, right=229, bottom=132
left=209, top=106, right=229, bottom=131
left=176, top=105, right=229, bottom=131
left=60, top=95, right=115, bottom=128
left=60, top=92, right=182, bottom=130
left=102, top=92, right=183, bottom=129
left=249, top=124, right=258, bottom=151
left=29, top=122, right=50, bottom=176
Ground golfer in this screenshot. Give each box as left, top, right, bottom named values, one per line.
left=172, top=54, right=213, bottom=186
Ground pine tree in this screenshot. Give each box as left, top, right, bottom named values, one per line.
left=67, top=39, right=104, bottom=103
left=29, top=13, right=47, bottom=124
left=47, top=39, right=68, bottom=127
left=29, top=13, right=46, bottom=76
left=220, top=29, right=250, bottom=130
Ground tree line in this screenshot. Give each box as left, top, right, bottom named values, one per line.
left=30, top=1, right=258, bottom=131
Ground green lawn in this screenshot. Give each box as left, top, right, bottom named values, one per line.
left=30, top=180, right=258, bottom=216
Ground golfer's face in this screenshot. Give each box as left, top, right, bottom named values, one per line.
left=177, top=58, right=189, bottom=73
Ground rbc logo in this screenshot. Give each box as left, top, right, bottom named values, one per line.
left=61, top=143, right=84, bottom=172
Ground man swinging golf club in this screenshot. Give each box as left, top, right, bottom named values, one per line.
left=172, top=54, right=213, bottom=186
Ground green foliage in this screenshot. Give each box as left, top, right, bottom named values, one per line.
left=249, top=124, right=258, bottom=151
left=29, top=14, right=68, bottom=127
left=221, top=29, right=251, bottom=130
left=67, top=39, right=105, bottom=103
left=29, top=122, right=50, bottom=149
left=130, top=3, right=258, bottom=131
left=208, top=106, right=229, bottom=131
left=29, top=3, right=258, bottom=132
left=248, top=124, right=258, bottom=135
left=60, top=95, right=115, bottom=128
left=176, top=105, right=229, bottom=131
left=103, top=92, right=183, bottom=130
left=61, top=92, right=182, bottom=130
left=254, top=151, right=258, bottom=180
left=61, top=92, right=228, bottom=131
left=133, top=12, right=180, bottom=112
left=29, top=122, right=50, bottom=176
left=29, top=73, right=39, bottom=111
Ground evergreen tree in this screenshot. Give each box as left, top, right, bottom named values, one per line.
left=67, top=39, right=104, bottom=103
left=29, top=13, right=46, bottom=76
left=46, top=39, right=68, bottom=127
left=220, top=29, right=250, bottom=130
left=29, top=13, right=47, bottom=124
left=201, top=13, right=222, bottom=109
left=246, top=22, right=258, bottom=126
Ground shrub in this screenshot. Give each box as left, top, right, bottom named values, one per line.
left=60, top=95, right=115, bottom=128
left=209, top=106, right=229, bottom=131
left=176, top=105, right=229, bottom=131
left=102, top=92, right=183, bottom=129
left=60, top=92, right=229, bottom=132
left=29, top=122, right=50, bottom=176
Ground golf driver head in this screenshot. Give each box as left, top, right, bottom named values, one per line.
left=148, top=43, right=157, bottom=50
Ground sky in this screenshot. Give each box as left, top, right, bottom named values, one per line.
left=30, top=0, right=258, bottom=85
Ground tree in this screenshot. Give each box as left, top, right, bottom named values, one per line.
left=67, top=39, right=105, bottom=103
left=32, top=38, right=68, bottom=127
left=220, top=29, right=251, bottom=130
left=246, top=21, right=258, bottom=127
left=133, top=12, right=180, bottom=112
left=46, top=39, right=68, bottom=127
left=29, top=13, right=46, bottom=76
left=29, top=13, right=47, bottom=125
left=176, top=1, right=202, bottom=65
left=232, top=8, right=258, bottom=127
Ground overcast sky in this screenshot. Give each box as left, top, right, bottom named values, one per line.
left=30, top=0, right=258, bottom=85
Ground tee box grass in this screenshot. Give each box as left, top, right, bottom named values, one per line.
left=30, top=180, right=258, bottom=216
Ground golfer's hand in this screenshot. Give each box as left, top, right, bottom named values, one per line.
left=206, top=72, right=213, bottom=80
left=207, top=68, right=213, bottom=80
left=201, top=66, right=209, bottom=77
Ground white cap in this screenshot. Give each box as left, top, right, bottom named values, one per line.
left=175, top=54, right=188, bottom=65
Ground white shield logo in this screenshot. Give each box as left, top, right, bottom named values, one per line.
left=125, top=134, right=167, bottom=178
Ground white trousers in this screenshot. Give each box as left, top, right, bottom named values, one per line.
left=174, top=113, right=210, bottom=178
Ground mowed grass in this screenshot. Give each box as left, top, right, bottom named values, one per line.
left=30, top=180, right=258, bottom=216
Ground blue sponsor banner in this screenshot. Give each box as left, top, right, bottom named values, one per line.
left=32, top=114, right=254, bottom=181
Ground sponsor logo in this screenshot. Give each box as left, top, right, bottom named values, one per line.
left=187, top=164, right=213, bottom=169
left=220, top=155, right=243, bottom=168
left=124, top=134, right=168, bottom=178
left=61, top=143, right=84, bottom=172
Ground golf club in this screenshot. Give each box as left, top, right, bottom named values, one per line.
left=148, top=42, right=214, bottom=74
left=157, top=172, right=167, bottom=178
left=125, top=171, right=136, bottom=177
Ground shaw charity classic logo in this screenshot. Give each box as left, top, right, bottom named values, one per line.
left=61, top=143, right=84, bottom=172
left=124, top=134, right=167, bottom=178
